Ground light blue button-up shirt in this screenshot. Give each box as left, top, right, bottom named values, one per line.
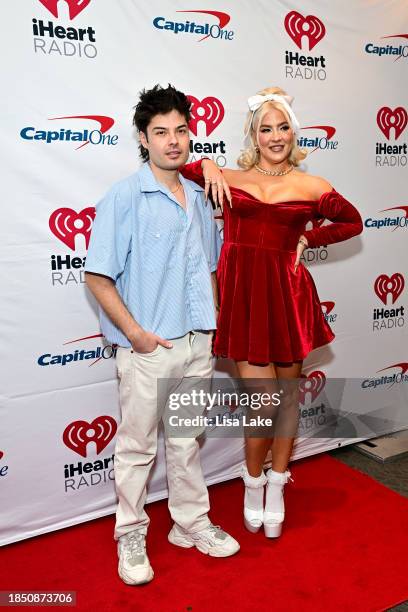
left=84, top=162, right=222, bottom=347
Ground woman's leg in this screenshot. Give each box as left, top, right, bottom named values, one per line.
left=235, top=360, right=277, bottom=531
left=270, top=361, right=303, bottom=472
left=236, top=360, right=302, bottom=535
left=235, top=361, right=277, bottom=476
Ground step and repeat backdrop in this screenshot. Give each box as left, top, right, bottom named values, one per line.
left=1, top=0, right=408, bottom=545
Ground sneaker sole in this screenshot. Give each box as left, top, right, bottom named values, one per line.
left=118, top=563, right=154, bottom=585
left=168, top=529, right=240, bottom=558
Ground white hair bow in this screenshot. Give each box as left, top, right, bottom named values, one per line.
left=246, top=93, right=300, bottom=135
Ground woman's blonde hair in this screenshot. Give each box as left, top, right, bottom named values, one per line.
left=237, top=86, right=306, bottom=170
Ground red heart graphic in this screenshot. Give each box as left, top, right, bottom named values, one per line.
left=284, top=11, right=326, bottom=51
left=49, top=207, right=95, bottom=251
left=374, top=273, right=405, bottom=305
left=0, top=451, right=4, bottom=461
left=299, top=371, right=326, bottom=405
left=188, top=96, right=225, bottom=137
left=377, top=107, right=408, bottom=140
left=38, top=0, right=91, bottom=20
left=63, top=416, right=117, bottom=458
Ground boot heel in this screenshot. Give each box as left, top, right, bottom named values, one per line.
left=264, top=469, right=293, bottom=539
left=264, top=521, right=283, bottom=538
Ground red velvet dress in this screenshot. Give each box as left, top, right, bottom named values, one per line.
left=181, top=162, right=363, bottom=364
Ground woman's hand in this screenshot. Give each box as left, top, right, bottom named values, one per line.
left=294, top=235, right=308, bottom=272
left=201, top=159, right=232, bottom=211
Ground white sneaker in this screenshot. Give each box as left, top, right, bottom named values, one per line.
left=117, top=530, right=154, bottom=585
left=168, top=523, right=240, bottom=558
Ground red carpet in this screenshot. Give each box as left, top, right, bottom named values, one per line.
left=1, top=453, right=408, bottom=612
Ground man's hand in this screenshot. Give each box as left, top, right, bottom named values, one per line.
left=129, top=329, right=173, bottom=354
left=201, top=159, right=232, bottom=211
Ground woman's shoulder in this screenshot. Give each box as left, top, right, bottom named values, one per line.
left=293, top=171, right=333, bottom=200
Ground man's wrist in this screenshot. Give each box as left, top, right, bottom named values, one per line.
left=127, top=326, right=144, bottom=345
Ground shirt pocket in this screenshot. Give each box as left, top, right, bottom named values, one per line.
left=143, top=227, right=183, bottom=272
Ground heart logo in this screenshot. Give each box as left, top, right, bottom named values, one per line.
left=299, top=370, right=326, bottom=405
left=374, top=273, right=405, bottom=305
left=49, top=207, right=96, bottom=251
left=188, top=96, right=225, bottom=137
left=284, top=11, right=326, bottom=51
left=38, top=0, right=91, bottom=20
left=377, top=107, right=408, bottom=140
left=63, top=416, right=117, bottom=458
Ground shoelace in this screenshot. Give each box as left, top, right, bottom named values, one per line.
left=124, top=532, right=145, bottom=557
left=206, top=525, right=227, bottom=541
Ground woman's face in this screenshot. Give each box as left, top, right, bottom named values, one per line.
left=255, top=107, right=294, bottom=167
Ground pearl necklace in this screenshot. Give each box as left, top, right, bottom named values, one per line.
left=254, top=163, right=294, bottom=176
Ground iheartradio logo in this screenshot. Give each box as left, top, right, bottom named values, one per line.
left=49, top=207, right=95, bottom=250
left=299, top=370, right=326, bottom=405
left=377, top=107, right=408, bottom=140
left=188, top=96, right=224, bottom=136
left=63, top=416, right=117, bottom=458
left=284, top=11, right=325, bottom=51
left=38, top=0, right=91, bottom=20
left=374, top=273, right=405, bottom=305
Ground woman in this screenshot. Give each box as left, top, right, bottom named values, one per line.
left=180, top=87, right=363, bottom=537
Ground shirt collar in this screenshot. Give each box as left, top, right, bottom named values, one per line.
left=138, top=161, right=205, bottom=196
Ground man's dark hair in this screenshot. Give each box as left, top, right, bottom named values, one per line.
left=133, top=84, right=191, bottom=161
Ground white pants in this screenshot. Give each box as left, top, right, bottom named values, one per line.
left=114, top=330, right=213, bottom=540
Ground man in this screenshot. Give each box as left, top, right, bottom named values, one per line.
left=85, top=84, right=239, bottom=586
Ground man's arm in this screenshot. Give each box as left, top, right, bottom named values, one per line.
left=85, top=273, right=173, bottom=353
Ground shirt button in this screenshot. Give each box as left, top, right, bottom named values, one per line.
left=155, top=233, right=160, bottom=238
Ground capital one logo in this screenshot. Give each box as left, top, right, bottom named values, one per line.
left=49, top=207, right=95, bottom=250
left=299, top=370, right=326, bottom=405
left=298, top=125, right=337, bottom=154
left=379, top=362, right=408, bottom=375
left=20, top=116, right=117, bottom=150
left=377, top=107, right=408, bottom=140
left=284, top=11, right=325, bottom=51
left=374, top=273, right=404, bottom=305
left=188, top=96, right=224, bottom=136
left=63, top=416, right=117, bottom=458
left=38, top=0, right=91, bottom=20
left=380, top=206, right=408, bottom=231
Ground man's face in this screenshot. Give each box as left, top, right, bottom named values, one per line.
left=139, top=110, right=190, bottom=170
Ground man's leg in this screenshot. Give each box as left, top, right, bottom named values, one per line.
left=114, top=346, right=167, bottom=540
left=164, top=331, right=240, bottom=557
left=163, top=331, right=213, bottom=533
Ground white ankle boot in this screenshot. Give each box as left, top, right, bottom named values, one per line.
left=264, top=468, right=293, bottom=538
left=241, top=465, right=267, bottom=533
